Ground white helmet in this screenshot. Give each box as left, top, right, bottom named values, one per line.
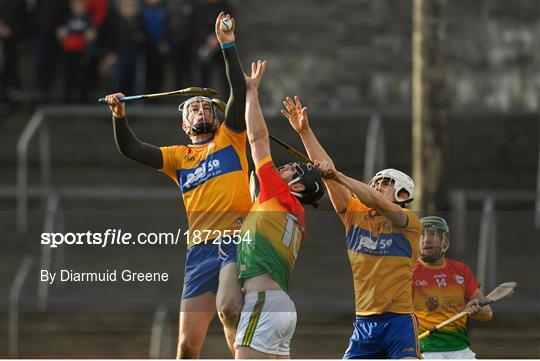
left=178, top=96, right=219, bottom=135
left=369, top=168, right=414, bottom=204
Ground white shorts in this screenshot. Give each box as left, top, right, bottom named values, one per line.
left=235, top=290, right=297, bottom=356
left=422, top=347, right=476, bottom=359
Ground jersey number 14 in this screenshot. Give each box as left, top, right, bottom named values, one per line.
left=436, top=278, right=447, bottom=288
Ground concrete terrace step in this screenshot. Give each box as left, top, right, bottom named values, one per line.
left=0, top=311, right=155, bottom=358
left=2, top=310, right=537, bottom=358
left=2, top=193, right=539, bottom=312
left=3, top=108, right=537, bottom=189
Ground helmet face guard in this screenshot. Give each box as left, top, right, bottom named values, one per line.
left=419, top=216, right=450, bottom=263
left=369, top=168, right=414, bottom=205
left=278, top=162, right=325, bottom=207
left=179, top=96, right=219, bottom=136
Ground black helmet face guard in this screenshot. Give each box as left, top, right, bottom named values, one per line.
left=278, top=162, right=324, bottom=207
left=179, top=96, right=218, bottom=136
left=278, top=162, right=304, bottom=186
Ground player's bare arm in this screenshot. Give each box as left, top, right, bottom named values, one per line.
left=281, top=96, right=351, bottom=214
left=105, top=93, right=163, bottom=169
left=317, top=161, right=408, bottom=228
left=244, top=59, right=270, bottom=164
left=281, top=96, right=336, bottom=166
left=215, top=11, right=247, bottom=131
left=466, top=288, right=494, bottom=321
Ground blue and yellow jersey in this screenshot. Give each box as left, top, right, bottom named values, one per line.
left=237, top=156, right=306, bottom=292
left=160, top=123, right=252, bottom=247
left=343, top=198, right=420, bottom=315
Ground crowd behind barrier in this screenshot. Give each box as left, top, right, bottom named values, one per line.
left=0, top=0, right=232, bottom=115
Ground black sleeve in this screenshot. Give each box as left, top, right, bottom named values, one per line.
left=112, top=116, right=163, bottom=169
left=222, top=45, right=246, bottom=132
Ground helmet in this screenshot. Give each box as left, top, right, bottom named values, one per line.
left=420, top=216, right=449, bottom=236
left=419, top=216, right=450, bottom=263
left=280, top=162, right=325, bottom=207
left=178, top=96, right=219, bottom=135
left=368, top=168, right=414, bottom=204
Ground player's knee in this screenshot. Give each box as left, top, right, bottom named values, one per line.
left=218, top=303, right=240, bottom=327
left=177, top=339, right=200, bottom=359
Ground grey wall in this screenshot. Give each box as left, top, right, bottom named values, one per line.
left=233, top=0, right=539, bottom=112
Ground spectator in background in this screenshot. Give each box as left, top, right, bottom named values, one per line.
left=167, top=0, right=196, bottom=89
left=102, top=0, right=145, bottom=96
left=193, top=0, right=232, bottom=98
left=142, top=0, right=169, bottom=93
left=0, top=1, right=27, bottom=114
left=86, top=0, right=109, bottom=30
left=57, top=0, right=96, bottom=103
left=30, top=0, right=70, bottom=103
left=83, top=0, right=109, bottom=101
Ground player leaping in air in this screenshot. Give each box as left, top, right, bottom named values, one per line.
left=282, top=96, right=422, bottom=359
left=234, top=60, right=325, bottom=359
left=413, top=216, right=492, bottom=359
left=105, top=12, right=251, bottom=359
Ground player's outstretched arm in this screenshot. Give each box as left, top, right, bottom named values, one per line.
left=466, top=289, right=493, bottom=321
left=281, top=96, right=334, bottom=165
left=317, top=161, right=408, bottom=228
left=244, top=60, right=270, bottom=165
left=105, top=93, right=163, bottom=169
left=215, top=11, right=246, bottom=132
left=282, top=96, right=351, bottom=214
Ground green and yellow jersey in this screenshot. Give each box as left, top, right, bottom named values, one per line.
left=237, top=156, right=306, bottom=292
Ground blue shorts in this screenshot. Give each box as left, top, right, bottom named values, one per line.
left=181, top=240, right=237, bottom=299
left=344, top=313, right=420, bottom=359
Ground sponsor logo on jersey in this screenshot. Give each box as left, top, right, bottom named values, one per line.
left=350, top=235, right=394, bottom=254
left=433, top=273, right=447, bottom=279
left=455, top=275, right=464, bottom=284
left=346, top=226, right=412, bottom=257
left=178, top=146, right=242, bottom=193
left=425, top=296, right=439, bottom=311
